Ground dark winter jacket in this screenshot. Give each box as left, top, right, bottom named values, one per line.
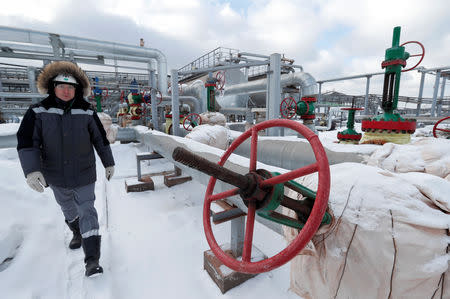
left=17, top=95, right=115, bottom=188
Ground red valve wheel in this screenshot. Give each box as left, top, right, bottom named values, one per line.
left=168, top=83, right=183, bottom=95
left=150, top=90, right=163, bottom=105
left=280, top=97, right=297, bottom=119
left=182, top=113, right=202, bottom=131
left=433, top=116, right=450, bottom=138
left=215, top=71, right=225, bottom=90
left=102, top=87, right=109, bottom=98
left=203, top=119, right=330, bottom=274
left=400, top=41, right=425, bottom=72
left=120, top=90, right=125, bottom=103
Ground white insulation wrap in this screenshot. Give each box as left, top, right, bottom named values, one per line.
left=97, top=112, right=118, bottom=144
left=185, top=125, right=229, bottom=150
left=284, top=163, right=449, bottom=299
left=367, top=138, right=450, bottom=180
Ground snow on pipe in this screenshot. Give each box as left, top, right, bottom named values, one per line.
left=137, top=130, right=284, bottom=234
left=223, top=71, right=318, bottom=97
left=231, top=137, right=365, bottom=171
left=135, top=129, right=365, bottom=233
left=0, top=26, right=168, bottom=95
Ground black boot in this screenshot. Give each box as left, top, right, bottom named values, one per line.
left=65, top=218, right=82, bottom=249
left=82, top=235, right=103, bottom=277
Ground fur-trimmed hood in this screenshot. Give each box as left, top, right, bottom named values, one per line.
left=37, top=61, right=91, bottom=97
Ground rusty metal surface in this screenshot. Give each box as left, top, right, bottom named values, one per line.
left=203, top=248, right=258, bottom=294
left=163, top=172, right=192, bottom=187
left=125, top=179, right=155, bottom=192
left=173, top=147, right=250, bottom=190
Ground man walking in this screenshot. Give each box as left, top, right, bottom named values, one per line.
left=17, top=61, right=115, bottom=277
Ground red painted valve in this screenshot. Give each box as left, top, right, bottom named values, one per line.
left=215, top=71, right=225, bottom=90
left=202, top=119, right=330, bottom=274
left=280, top=97, right=297, bottom=119
left=400, top=41, right=425, bottom=72
left=433, top=116, right=450, bottom=138
left=152, top=90, right=163, bottom=105
left=102, top=87, right=109, bottom=98
left=182, top=113, right=202, bottom=131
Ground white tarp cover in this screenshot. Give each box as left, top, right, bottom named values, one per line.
left=284, top=163, right=449, bottom=299
left=185, top=124, right=229, bottom=150
left=98, top=112, right=118, bottom=144
left=367, top=138, right=450, bottom=180
left=199, top=111, right=227, bottom=127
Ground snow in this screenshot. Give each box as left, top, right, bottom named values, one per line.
left=1, top=121, right=449, bottom=298
left=0, top=123, right=20, bottom=136
left=0, top=133, right=298, bottom=299
left=185, top=124, right=230, bottom=150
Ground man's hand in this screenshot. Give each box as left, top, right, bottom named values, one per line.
left=105, top=166, right=114, bottom=181
left=26, top=171, right=48, bottom=193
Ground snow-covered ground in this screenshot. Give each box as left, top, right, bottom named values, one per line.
left=0, top=132, right=298, bottom=299
left=0, top=122, right=448, bottom=299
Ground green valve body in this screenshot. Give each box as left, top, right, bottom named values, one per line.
left=297, top=97, right=316, bottom=120
left=94, top=95, right=102, bottom=113
left=205, top=79, right=216, bottom=112
left=297, top=101, right=314, bottom=116
left=256, top=172, right=331, bottom=229
left=377, top=26, right=410, bottom=121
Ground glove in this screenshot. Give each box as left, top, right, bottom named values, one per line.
left=26, top=171, right=48, bottom=193
left=105, top=166, right=114, bottom=181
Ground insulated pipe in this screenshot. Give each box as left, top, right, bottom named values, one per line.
left=149, top=70, right=159, bottom=130
left=223, top=71, right=318, bottom=97
left=138, top=129, right=284, bottom=235
left=418, top=66, right=450, bottom=72
left=0, top=35, right=155, bottom=66
left=416, top=70, right=426, bottom=116
left=231, top=137, right=365, bottom=171
left=0, top=92, right=45, bottom=98
left=431, top=70, right=441, bottom=117
left=267, top=53, right=281, bottom=136
left=161, top=96, right=201, bottom=114
left=136, top=130, right=368, bottom=235
left=0, top=26, right=168, bottom=95
left=182, top=80, right=207, bottom=113
left=171, top=69, right=180, bottom=136
left=437, top=77, right=446, bottom=117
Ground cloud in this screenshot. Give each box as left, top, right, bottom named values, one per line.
left=0, top=0, right=448, bottom=98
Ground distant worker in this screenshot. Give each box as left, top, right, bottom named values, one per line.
left=16, top=61, right=115, bottom=277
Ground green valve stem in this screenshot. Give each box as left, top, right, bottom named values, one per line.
left=95, top=94, right=102, bottom=112
left=205, top=79, right=216, bottom=112
left=346, top=109, right=356, bottom=130
left=381, top=26, right=409, bottom=114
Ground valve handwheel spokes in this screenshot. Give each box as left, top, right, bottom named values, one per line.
left=102, top=87, right=109, bottom=98
left=400, top=41, right=425, bottom=72
left=280, top=97, right=297, bottom=119
left=215, top=71, right=225, bottom=90
left=183, top=113, right=202, bottom=131
left=433, top=116, right=450, bottom=138
left=154, top=90, right=163, bottom=105
left=203, top=119, right=331, bottom=274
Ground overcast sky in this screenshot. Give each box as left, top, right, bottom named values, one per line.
left=1, top=0, right=449, bottom=98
